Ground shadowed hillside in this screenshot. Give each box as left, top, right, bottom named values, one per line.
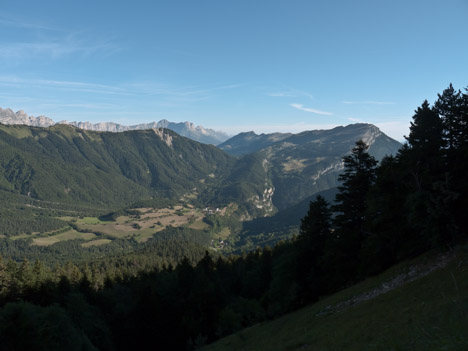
left=201, top=247, right=468, bottom=351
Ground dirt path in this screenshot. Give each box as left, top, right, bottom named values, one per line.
left=315, top=251, right=455, bottom=316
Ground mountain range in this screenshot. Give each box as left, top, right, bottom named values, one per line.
left=0, top=106, right=402, bottom=249
left=0, top=107, right=229, bottom=145
left=0, top=121, right=401, bottom=237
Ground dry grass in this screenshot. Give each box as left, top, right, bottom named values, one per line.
left=189, top=219, right=210, bottom=230
left=282, top=158, right=307, bottom=172
left=32, top=230, right=96, bottom=246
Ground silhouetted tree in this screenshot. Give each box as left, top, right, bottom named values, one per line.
left=296, top=195, right=331, bottom=300
left=333, top=140, right=378, bottom=279
left=434, top=84, right=464, bottom=150
left=364, top=155, right=412, bottom=271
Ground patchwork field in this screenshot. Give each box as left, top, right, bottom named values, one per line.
left=10, top=203, right=234, bottom=248
left=3, top=203, right=236, bottom=249
left=71, top=205, right=207, bottom=242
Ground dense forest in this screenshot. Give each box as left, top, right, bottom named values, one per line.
left=0, top=85, right=466, bottom=350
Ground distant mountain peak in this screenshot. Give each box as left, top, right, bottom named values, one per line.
left=0, top=107, right=55, bottom=127
left=0, top=107, right=229, bottom=145
left=219, top=123, right=399, bottom=158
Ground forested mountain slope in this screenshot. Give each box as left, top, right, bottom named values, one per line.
left=251, top=123, right=401, bottom=210
left=220, top=123, right=400, bottom=157
left=0, top=123, right=401, bottom=239
left=0, top=124, right=234, bottom=207
left=218, top=131, right=292, bottom=155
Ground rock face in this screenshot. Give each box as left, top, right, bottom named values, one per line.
left=0, top=107, right=229, bottom=145
left=152, top=119, right=229, bottom=145
left=56, top=119, right=229, bottom=144
left=0, top=108, right=55, bottom=127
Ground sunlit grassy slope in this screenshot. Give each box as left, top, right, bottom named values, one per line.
left=202, top=246, right=468, bottom=351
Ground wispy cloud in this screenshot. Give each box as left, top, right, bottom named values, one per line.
left=0, top=76, right=132, bottom=95
left=0, top=16, right=56, bottom=31
left=38, top=103, right=117, bottom=110
left=290, top=103, right=333, bottom=116
left=0, top=76, right=243, bottom=101
left=342, top=100, right=395, bottom=105
left=267, top=88, right=314, bottom=100
left=0, top=36, right=117, bottom=60
left=267, top=92, right=296, bottom=97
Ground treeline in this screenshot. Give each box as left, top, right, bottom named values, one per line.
left=0, top=210, right=66, bottom=236
left=0, top=188, right=107, bottom=236
left=0, top=85, right=466, bottom=350
left=0, top=226, right=214, bottom=267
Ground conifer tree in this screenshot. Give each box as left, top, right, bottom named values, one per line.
left=300, top=195, right=332, bottom=242
left=333, top=140, right=378, bottom=239
left=433, top=84, right=468, bottom=239
left=297, top=195, right=331, bottom=299
left=434, top=83, right=466, bottom=151
left=407, top=100, right=443, bottom=153
left=403, top=100, right=444, bottom=191
left=332, top=140, right=378, bottom=278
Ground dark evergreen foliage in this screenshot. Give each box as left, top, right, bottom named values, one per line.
left=332, top=139, right=378, bottom=279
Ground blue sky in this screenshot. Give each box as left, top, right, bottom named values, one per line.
left=1, top=0, right=467, bottom=141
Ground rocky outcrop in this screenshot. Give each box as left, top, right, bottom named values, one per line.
left=0, top=107, right=229, bottom=145
left=0, top=108, right=55, bottom=127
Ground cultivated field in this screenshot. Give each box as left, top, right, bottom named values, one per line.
left=7, top=203, right=234, bottom=249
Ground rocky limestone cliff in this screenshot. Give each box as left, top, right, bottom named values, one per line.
left=0, top=107, right=229, bottom=145
left=0, top=108, right=55, bottom=127
left=60, top=119, right=229, bottom=145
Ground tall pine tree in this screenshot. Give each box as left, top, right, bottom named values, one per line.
left=296, top=195, right=331, bottom=300
left=434, top=84, right=468, bottom=239
left=332, top=140, right=378, bottom=279
left=434, top=83, right=463, bottom=151
left=333, top=140, right=378, bottom=239
left=403, top=100, right=443, bottom=191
